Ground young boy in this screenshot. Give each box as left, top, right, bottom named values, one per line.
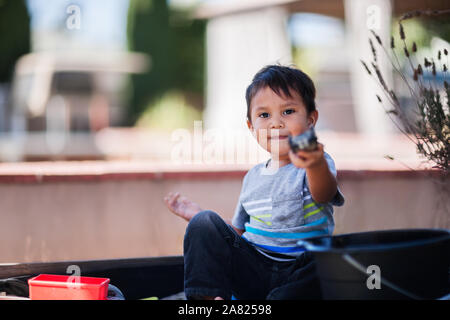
left=164, top=65, right=344, bottom=300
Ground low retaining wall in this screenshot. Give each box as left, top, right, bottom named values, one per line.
left=0, top=162, right=448, bottom=263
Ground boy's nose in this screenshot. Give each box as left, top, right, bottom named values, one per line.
left=270, top=118, right=284, bottom=129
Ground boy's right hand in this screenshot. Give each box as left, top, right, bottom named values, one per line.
left=163, top=192, right=203, bottom=222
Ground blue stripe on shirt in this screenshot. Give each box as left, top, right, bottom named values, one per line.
left=303, top=216, right=328, bottom=227
left=251, top=242, right=307, bottom=253
left=245, top=225, right=328, bottom=239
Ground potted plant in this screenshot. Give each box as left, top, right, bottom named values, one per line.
left=299, top=10, right=450, bottom=300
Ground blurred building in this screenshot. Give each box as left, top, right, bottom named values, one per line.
left=195, top=0, right=449, bottom=135
left=5, top=51, right=149, bottom=161
left=11, top=51, right=149, bottom=132
left=2, top=0, right=150, bottom=161
left=2, top=0, right=448, bottom=162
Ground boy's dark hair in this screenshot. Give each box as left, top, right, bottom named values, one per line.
left=245, top=65, right=316, bottom=122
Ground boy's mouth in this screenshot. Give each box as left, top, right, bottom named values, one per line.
left=269, top=135, right=288, bottom=140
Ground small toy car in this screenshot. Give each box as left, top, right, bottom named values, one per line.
left=288, top=127, right=318, bottom=152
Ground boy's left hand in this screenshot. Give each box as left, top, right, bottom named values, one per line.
left=288, top=143, right=326, bottom=169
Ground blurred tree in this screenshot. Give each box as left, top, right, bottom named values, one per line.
left=0, top=0, right=30, bottom=83
left=126, top=0, right=205, bottom=125
left=422, top=15, right=450, bottom=43
left=392, top=15, right=450, bottom=49
left=170, top=10, right=206, bottom=99
left=127, top=0, right=174, bottom=125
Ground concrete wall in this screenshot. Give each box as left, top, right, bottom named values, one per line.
left=0, top=169, right=448, bottom=263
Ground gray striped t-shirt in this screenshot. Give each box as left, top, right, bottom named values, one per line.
left=232, top=152, right=345, bottom=261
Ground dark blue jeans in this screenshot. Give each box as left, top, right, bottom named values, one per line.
left=183, top=210, right=322, bottom=300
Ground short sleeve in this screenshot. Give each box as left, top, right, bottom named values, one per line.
left=324, top=153, right=345, bottom=207
left=231, top=202, right=248, bottom=230
left=231, top=172, right=250, bottom=230
left=324, top=152, right=338, bottom=177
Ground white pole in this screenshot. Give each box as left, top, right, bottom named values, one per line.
left=345, top=0, right=397, bottom=136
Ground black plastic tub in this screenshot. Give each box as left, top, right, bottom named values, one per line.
left=298, top=229, right=450, bottom=300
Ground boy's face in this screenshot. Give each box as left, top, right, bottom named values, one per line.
left=247, top=86, right=318, bottom=161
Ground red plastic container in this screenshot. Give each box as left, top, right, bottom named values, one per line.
left=28, top=274, right=110, bottom=300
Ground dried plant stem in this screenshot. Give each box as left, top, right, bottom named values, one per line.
left=362, top=10, right=450, bottom=174
left=382, top=33, right=422, bottom=104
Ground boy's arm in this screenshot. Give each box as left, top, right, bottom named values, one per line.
left=289, top=143, right=338, bottom=204
left=225, top=219, right=245, bottom=236
left=305, top=156, right=337, bottom=204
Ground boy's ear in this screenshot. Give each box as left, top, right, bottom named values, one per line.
left=308, top=110, right=318, bottom=128
left=246, top=118, right=253, bottom=130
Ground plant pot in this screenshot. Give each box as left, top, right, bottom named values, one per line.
left=297, top=229, right=450, bottom=300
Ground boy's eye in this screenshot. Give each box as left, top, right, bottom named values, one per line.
left=259, top=112, right=269, bottom=118
left=283, top=109, right=295, bottom=115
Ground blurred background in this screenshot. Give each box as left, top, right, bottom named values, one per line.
left=0, top=0, right=449, bottom=263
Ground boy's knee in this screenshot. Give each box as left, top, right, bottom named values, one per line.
left=184, top=211, right=224, bottom=248
left=187, top=210, right=221, bottom=232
